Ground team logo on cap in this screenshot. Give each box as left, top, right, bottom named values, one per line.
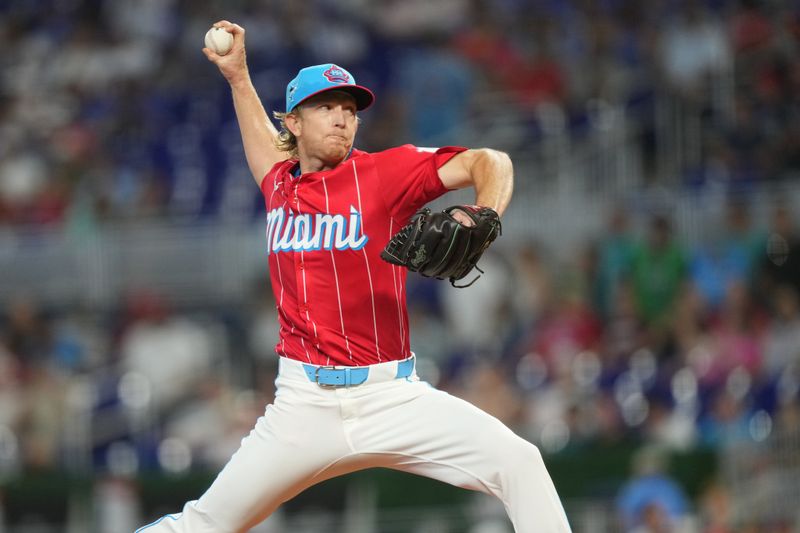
left=323, top=65, right=350, bottom=84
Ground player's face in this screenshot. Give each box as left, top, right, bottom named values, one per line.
left=292, top=91, right=359, bottom=167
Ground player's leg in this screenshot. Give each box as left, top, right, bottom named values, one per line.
left=135, top=375, right=357, bottom=533
left=348, top=380, right=572, bottom=533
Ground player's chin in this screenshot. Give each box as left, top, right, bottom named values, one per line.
left=324, top=141, right=351, bottom=161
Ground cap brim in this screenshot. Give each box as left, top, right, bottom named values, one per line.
left=294, top=85, right=375, bottom=112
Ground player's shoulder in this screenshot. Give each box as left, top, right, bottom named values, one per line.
left=259, top=158, right=296, bottom=192
left=342, top=146, right=414, bottom=165
left=262, top=157, right=296, bottom=178
left=377, top=144, right=429, bottom=157
left=368, top=144, right=466, bottom=161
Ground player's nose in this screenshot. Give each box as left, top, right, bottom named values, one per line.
left=330, top=106, right=347, bottom=128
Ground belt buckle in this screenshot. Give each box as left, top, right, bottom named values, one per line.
left=315, top=365, right=340, bottom=389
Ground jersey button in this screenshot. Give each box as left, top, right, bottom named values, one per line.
left=298, top=262, right=304, bottom=270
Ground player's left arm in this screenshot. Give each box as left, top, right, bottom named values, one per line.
left=437, top=148, right=514, bottom=219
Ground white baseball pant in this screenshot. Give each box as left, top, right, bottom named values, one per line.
left=135, top=356, right=571, bottom=532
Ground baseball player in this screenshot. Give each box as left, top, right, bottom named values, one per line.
left=135, top=21, right=571, bottom=533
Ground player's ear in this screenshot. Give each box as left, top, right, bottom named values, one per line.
left=285, top=111, right=302, bottom=137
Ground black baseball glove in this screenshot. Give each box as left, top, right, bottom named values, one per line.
left=380, top=205, right=502, bottom=287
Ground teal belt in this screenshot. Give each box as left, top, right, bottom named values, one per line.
left=303, top=358, right=414, bottom=388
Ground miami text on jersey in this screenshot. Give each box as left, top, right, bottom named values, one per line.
left=266, top=205, right=368, bottom=254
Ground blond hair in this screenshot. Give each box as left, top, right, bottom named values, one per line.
left=272, top=111, right=298, bottom=158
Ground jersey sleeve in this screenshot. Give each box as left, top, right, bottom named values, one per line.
left=372, top=144, right=467, bottom=222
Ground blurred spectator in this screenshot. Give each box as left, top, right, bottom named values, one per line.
left=518, top=367, right=577, bottom=451
left=596, top=205, right=636, bottom=319
left=94, top=476, right=140, bottom=533
left=18, top=365, right=66, bottom=469
left=723, top=96, right=769, bottom=184
left=699, top=282, right=763, bottom=386
left=0, top=347, right=24, bottom=441
left=761, top=285, right=800, bottom=379
left=1, top=296, right=52, bottom=367
left=370, top=0, right=469, bottom=40
left=163, top=376, right=260, bottom=469
left=672, top=284, right=711, bottom=368
left=0, top=151, right=49, bottom=225
left=723, top=200, right=763, bottom=273
left=730, top=0, right=773, bottom=56
left=759, top=203, right=800, bottom=298
left=697, top=388, right=751, bottom=447
left=689, top=201, right=761, bottom=311
left=615, top=446, right=691, bottom=532
left=118, top=292, right=218, bottom=410
left=452, top=0, right=523, bottom=94
left=390, top=34, right=474, bottom=144
left=407, top=302, right=450, bottom=366
left=697, top=479, right=734, bottom=533
left=510, top=29, right=568, bottom=108
left=440, top=251, right=514, bottom=356
left=631, top=215, right=687, bottom=350
left=524, top=287, right=602, bottom=378
left=569, top=12, right=641, bottom=104
left=452, top=361, right=523, bottom=426
left=630, top=502, right=674, bottom=533
left=50, top=305, right=109, bottom=372
left=509, top=241, right=553, bottom=327
left=590, top=390, right=628, bottom=446
left=642, top=394, right=697, bottom=452
left=305, top=6, right=370, bottom=67
left=659, top=1, right=731, bottom=101
left=602, top=282, right=646, bottom=370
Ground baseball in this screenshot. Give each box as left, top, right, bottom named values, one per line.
left=204, top=26, right=233, bottom=55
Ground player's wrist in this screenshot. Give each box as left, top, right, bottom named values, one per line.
left=227, top=71, right=253, bottom=91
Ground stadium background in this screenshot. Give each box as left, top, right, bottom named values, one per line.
left=1, top=0, right=799, bottom=531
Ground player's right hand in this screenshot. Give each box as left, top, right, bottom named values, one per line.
left=203, top=20, right=249, bottom=86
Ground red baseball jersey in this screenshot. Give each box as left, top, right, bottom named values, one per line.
left=260, top=144, right=467, bottom=366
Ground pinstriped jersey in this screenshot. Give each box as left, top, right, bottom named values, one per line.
left=260, top=144, right=467, bottom=366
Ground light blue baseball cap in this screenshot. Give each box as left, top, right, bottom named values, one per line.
left=285, top=63, right=375, bottom=113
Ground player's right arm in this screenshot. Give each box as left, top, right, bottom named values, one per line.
left=203, top=21, right=286, bottom=187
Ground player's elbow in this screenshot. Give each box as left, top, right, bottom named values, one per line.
left=483, top=148, right=512, bottom=165
left=474, top=148, right=512, bottom=174
left=477, top=147, right=510, bottom=160
left=473, top=148, right=513, bottom=185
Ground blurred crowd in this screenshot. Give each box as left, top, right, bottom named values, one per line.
left=1, top=0, right=799, bottom=226
left=2, top=0, right=800, bottom=531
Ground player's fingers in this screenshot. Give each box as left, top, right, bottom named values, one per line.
left=229, top=24, right=245, bottom=46
left=211, top=20, right=243, bottom=34
left=211, top=20, right=244, bottom=46
left=225, top=23, right=245, bottom=35
left=202, top=47, right=220, bottom=62
left=451, top=210, right=476, bottom=227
